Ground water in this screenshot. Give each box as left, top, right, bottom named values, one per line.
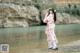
left=0, top=24, right=80, bottom=53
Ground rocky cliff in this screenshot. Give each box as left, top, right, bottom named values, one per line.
left=0, top=3, right=40, bottom=27
left=0, top=0, right=80, bottom=27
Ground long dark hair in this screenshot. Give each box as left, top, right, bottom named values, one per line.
left=47, top=8, right=56, bottom=22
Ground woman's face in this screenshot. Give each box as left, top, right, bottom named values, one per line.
left=49, top=10, right=53, bottom=14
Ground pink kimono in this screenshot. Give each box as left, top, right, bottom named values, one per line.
left=43, top=13, right=58, bottom=49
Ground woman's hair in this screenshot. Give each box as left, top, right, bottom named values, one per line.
left=47, top=8, right=57, bottom=22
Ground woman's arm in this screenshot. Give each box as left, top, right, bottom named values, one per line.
left=43, top=13, right=48, bottom=23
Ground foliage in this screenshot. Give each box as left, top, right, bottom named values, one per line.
left=64, top=4, right=80, bottom=16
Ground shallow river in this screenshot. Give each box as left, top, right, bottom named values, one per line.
left=0, top=24, right=80, bottom=53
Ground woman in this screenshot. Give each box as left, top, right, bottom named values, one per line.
left=43, top=8, right=58, bottom=50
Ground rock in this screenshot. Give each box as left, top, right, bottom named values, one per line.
left=58, top=13, right=80, bottom=24
left=4, top=17, right=29, bottom=27
left=0, top=0, right=80, bottom=28
left=0, top=3, right=40, bottom=28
